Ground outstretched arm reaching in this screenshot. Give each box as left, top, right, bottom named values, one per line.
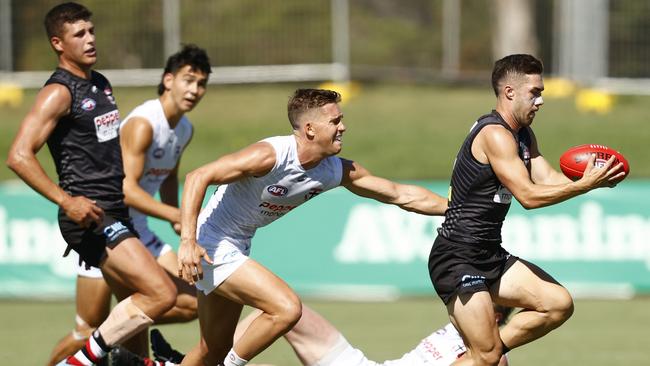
left=340, top=158, right=447, bottom=215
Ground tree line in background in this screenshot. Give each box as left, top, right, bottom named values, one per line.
left=8, top=0, right=541, bottom=74
left=8, top=0, right=650, bottom=78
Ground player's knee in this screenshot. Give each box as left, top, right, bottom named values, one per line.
left=174, top=303, right=199, bottom=322
left=549, top=290, right=574, bottom=325
left=275, top=294, right=302, bottom=330
left=159, top=286, right=178, bottom=313
left=473, top=345, right=503, bottom=366
left=180, top=294, right=199, bottom=319
left=148, top=282, right=178, bottom=318
left=165, top=292, right=198, bottom=322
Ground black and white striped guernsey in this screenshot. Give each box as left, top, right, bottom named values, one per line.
left=438, top=110, right=531, bottom=247
left=45, top=68, right=125, bottom=209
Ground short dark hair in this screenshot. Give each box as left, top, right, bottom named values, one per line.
left=287, top=89, right=341, bottom=130
left=157, top=44, right=212, bottom=95
left=44, top=2, right=92, bottom=39
left=491, top=54, right=543, bottom=96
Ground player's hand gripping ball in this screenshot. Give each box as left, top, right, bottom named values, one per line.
left=559, top=144, right=630, bottom=181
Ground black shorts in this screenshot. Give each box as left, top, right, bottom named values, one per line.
left=58, top=204, right=137, bottom=268
left=428, top=235, right=518, bottom=305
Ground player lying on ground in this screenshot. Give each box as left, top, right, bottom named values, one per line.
left=110, top=303, right=513, bottom=366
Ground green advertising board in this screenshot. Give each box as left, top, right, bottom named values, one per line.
left=0, top=180, right=648, bottom=299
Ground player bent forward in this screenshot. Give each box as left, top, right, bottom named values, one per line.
left=176, top=89, right=448, bottom=365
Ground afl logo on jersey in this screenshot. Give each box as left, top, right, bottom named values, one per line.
left=80, top=98, right=96, bottom=111
left=153, top=148, right=165, bottom=159
left=267, top=185, right=288, bottom=197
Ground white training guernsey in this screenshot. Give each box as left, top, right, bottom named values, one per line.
left=319, top=323, right=469, bottom=366
left=197, top=135, right=343, bottom=248
left=383, top=323, right=466, bottom=365
left=119, top=99, right=192, bottom=247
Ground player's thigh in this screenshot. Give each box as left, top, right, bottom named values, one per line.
left=216, top=259, right=300, bottom=314
left=100, top=237, right=175, bottom=297
left=76, top=276, right=112, bottom=326
left=492, top=258, right=572, bottom=310
left=447, top=291, right=501, bottom=352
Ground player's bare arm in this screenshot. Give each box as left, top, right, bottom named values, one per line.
left=6, top=83, right=103, bottom=227
left=121, top=117, right=181, bottom=225
left=340, top=159, right=447, bottom=215
left=478, top=125, right=623, bottom=209
left=525, top=127, right=572, bottom=185
left=177, top=141, right=277, bottom=284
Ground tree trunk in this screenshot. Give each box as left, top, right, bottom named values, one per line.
left=492, top=0, right=540, bottom=59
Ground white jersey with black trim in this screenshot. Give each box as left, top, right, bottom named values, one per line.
left=119, top=99, right=192, bottom=245
left=197, top=135, right=343, bottom=247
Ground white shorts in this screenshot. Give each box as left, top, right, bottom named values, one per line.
left=76, top=234, right=173, bottom=278
left=195, top=238, right=250, bottom=295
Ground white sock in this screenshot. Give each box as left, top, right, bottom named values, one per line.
left=223, top=348, right=248, bottom=366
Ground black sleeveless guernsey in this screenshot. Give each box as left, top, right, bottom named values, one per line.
left=438, top=110, right=532, bottom=247
left=45, top=68, right=125, bottom=210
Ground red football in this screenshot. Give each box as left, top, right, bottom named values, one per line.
left=559, top=144, right=630, bottom=181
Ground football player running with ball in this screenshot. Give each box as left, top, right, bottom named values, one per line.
left=428, top=54, right=625, bottom=366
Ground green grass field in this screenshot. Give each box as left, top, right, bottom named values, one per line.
left=1, top=297, right=649, bottom=365
left=1, top=83, right=649, bottom=181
